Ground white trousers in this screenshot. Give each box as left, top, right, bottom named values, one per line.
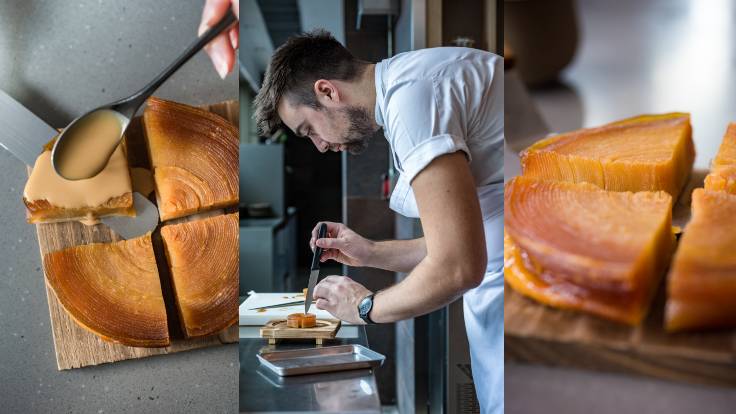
left=463, top=184, right=504, bottom=414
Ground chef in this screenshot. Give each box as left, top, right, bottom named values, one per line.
left=254, top=30, right=504, bottom=413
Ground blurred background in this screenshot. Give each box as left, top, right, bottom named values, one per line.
left=238, top=0, right=500, bottom=412
left=505, top=1, right=736, bottom=413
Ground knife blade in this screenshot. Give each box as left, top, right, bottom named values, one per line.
left=0, top=90, right=58, bottom=166
left=304, top=223, right=328, bottom=314
left=0, top=89, right=159, bottom=239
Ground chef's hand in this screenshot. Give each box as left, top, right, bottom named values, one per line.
left=199, top=0, right=239, bottom=79
left=313, top=276, right=372, bottom=324
left=310, top=222, right=375, bottom=267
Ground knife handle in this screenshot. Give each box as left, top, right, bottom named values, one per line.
left=311, top=223, right=328, bottom=271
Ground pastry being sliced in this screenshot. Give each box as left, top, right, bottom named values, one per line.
left=287, top=313, right=317, bottom=328
left=704, top=123, right=736, bottom=194
left=520, top=113, right=695, bottom=200
left=666, top=189, right=736, bottom=332
left=23, top=139, right=134, bottom=224
left=143, top=97, right=238, bottom=221
left=504, top=176, right=675, bottom=325
left=161, top=213, right=238, bottom=337
left=43, top=234, right=169, bottom=347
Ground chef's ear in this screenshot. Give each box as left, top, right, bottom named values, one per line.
left=314, top=79, right=341, bottom=106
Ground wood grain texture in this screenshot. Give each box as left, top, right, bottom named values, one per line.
left=33, top=100, right=238, bottom=370
left=260, top=319, right=341, bottom=340
left=505, top=280, right=736, bottom=387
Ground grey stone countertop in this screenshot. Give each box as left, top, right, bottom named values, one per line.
left=0, top=1, right=238, bottom=413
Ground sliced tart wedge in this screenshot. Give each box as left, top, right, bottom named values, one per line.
left=665, top=189, right=736, bottom=332
left=24, top=138, right=134, bottom=224
left=160, top=213, right=238, bottom=338
left=520, top=113, right=694, bottom=200
left=143, top=97, right=239, bottom=221
left=504, top=176, right=675, bottom=325
left=704, top=123, right=736, bottom=194
left=43, top=234, right=169, bottom=347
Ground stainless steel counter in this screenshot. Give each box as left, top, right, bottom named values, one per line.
left=239, top=327, right=381, bottom=413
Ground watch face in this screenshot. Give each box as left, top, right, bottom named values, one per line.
left=359, top=296, right=372, bottom=316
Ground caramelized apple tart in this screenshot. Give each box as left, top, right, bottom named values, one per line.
left=43, top=234, right=169, bottom=347
left=666, top=189, right=736, bottom=331
left=161, top=213, right=238, bottom=337
left=521, top=113, right=694, bottom=200
left=143, top=97, right=238, bottom=221
left=504, top=177, right=675, bottom=325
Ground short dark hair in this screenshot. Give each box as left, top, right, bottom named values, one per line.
left=254, top=29, right=365, bottom=136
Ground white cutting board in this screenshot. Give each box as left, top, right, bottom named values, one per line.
left=239, top=292, right=352, bottom=326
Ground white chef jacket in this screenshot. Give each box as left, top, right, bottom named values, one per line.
left=374, top=47, right=505, bottom=414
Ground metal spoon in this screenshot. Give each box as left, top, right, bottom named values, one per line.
left=52, top=9, right=237, bottom=180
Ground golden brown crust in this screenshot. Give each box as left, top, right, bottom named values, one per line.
left=160, top=213, right=239, bottom=338
left=43, top=234, right=170, bottom=347
left=24, top=193, right=135, bottom=223
left=665, top=189, right=736, bottom=332
left=287, top=313, right=317, bottom=328
left=143, top=97, right=239, bottom=221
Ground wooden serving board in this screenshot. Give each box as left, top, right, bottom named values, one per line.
left=260, top=319, right=341, bottom=345
left=33, top=100, right=238, bottom=370
left=505, top=279, right=736, bottom=387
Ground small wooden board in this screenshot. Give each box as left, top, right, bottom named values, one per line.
left=33, top=100, right=239, bottom=370
left=505, top=282, right=736, bottom=387
left=260, top=319, right=341, bottom=345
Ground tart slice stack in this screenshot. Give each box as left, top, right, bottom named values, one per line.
left=504, top=177, right=675, bottom=325
left=664, top=121, right=736, bottom=334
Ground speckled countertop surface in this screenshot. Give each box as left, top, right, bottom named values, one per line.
left=0, top=1, right=237, bottom=413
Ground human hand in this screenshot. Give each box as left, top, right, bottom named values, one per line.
left=313, top=275, right=372, bottom=324
left=199, top=0, right=239, bottom=79
left=310, top=221, right=375, bottom=267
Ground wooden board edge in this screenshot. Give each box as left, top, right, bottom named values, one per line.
left=505, top=335, right=736, bottom=388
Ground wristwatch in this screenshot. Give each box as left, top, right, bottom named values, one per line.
left=358, top=293, right=376, bottom=325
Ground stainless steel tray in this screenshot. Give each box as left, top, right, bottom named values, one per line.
left=257, top=345, right=385, bottom=377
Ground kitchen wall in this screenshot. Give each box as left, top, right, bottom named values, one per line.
left=342, top=0, right=398, bottom=405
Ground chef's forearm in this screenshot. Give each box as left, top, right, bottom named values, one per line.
left=366, top=237, right=426, bottom=273
left=368, top=254, right=483, bottom=323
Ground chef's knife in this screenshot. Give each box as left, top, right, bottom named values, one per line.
left=0, top=89, right=159, bottom=239
left=304, top=223, right=328, bottom=314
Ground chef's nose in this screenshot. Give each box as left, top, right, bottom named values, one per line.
left=310, top=136, right=329, bottom=153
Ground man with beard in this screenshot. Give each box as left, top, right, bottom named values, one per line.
left=254, top=30, right=504, bottom=413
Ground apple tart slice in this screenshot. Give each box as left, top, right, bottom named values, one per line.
left=161, top=213, right=238, bottom=338
left=43, top=234, right=169, bottom=347
left=143, top=97, right=238, bottom=221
